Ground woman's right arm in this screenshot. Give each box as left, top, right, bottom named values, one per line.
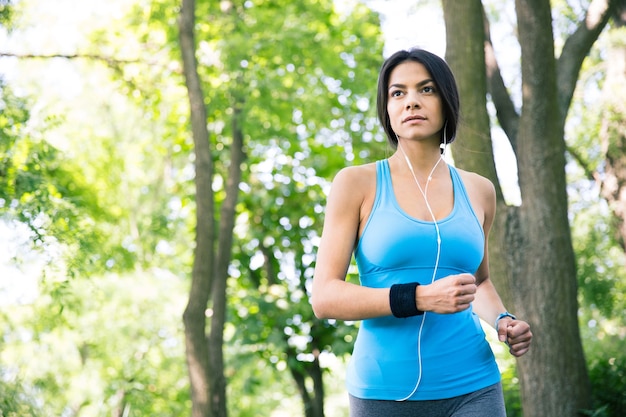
left=311, top=165, right=481, bottom=320
left=311, top=166, right=392, bottom=321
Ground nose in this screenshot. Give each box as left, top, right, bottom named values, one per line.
left=405, top=91, right=421, bottom=109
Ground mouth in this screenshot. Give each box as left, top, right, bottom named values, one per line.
left=403, top=115, right=426, bottom=123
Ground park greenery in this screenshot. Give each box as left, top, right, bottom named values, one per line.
left=1, top=0, right=625, bottom=416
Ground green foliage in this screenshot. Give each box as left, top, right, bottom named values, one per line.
left=224, top=336, right=300, bottom=416
left=0, top=81, right=30, bottom=201
left=0, top=0, right=16, bottom=29
left=2, top=4, right=196, bottom=412
left=3, top=0, right=387, bottom=413
left=572, top=196, right=624, bottom=316
left=0, top=378, right=42, bottom=417
left=501, top=370, right=522, bottom=417
left=575, top=212, right=626, bottom=417
left=1, top=272, right=190, bottom=416
left=585, top=354, right=626, bottom=417
left=0, top=81, right=140, bottom=281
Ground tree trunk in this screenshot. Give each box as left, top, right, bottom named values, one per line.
left=286, top=341, right=325, bottom=417
left=443, top=0, right=597, bottom=415
left=514, top=2, right=591, bottom=415
left=286, top=345, right=314, bottom=417
left=209, top=105, right=246, bottom=417
left=262, top=243, right=326, bottom=417
left=179, top=0, right=216, bottom=416
left=309, top=333, right=325, bottom=417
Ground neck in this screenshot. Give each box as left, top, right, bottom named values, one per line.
left=397, top=141, right=445, bottom=199
left=395, top=140, right=444, bottom=179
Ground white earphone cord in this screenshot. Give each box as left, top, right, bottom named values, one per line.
left=396, top=142, right=445, bottom=401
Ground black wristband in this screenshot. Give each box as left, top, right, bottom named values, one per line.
left=389, top=282, right=423, bottom=318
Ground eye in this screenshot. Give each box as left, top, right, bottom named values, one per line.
left=421, top=85, right=436, bottom=94
left=390, top=89, right=404, bottom=97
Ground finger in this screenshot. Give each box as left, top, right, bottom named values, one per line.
left=463, top=283, right=477, bottom=295
left=497, top=321, right=509, bottom=343
left=507, top=332, right=532, bottom=354
left=507, top=322, right=532, bottom=341
left=508, top=337, right=532, bottom=349
left=457, top=274, right=476, bottom=285
left=510, top=345, right=530, bottom=357
left=508, top=333, right=533, bottom=346
left=454, top=282, right=476, bottom=296
left=510, top=337, right=531, bottom=351
left=508, top=333, right=531, bottom=346
left=457, top=293, right=475, bottom=305
left=453, top=294, right=475, bottom=312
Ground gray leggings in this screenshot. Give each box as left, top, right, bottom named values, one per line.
left=349, top=382, right=506, bottom=417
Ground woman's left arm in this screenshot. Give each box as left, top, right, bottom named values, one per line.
left=473, top=277, right=532, bottom=357
left=467, top=172, right=533, bottom=357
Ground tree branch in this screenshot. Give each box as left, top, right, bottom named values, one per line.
left=557, top=0, right=613, bottom=125
left=566, top=145, right=598, bottom=182
left=0, top=52, right=139, bottom=66
left=482, top=5, right=520, bottom=156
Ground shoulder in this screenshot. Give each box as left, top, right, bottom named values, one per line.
left=331, top=162, right=377, bottom=192
left=326, top=162, right=378, bottom=217
left=455, top=167, right=496, bottom=224
left=455, top=167, right=496, bottom=200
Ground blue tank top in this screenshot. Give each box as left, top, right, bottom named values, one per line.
left=346, top=159, right=501, bottom=401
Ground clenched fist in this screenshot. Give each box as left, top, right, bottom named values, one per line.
left=497, top=318, right=533, bottom=357
left=416, top=273, right=477, bottom=314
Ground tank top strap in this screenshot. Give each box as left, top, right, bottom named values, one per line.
left=449, top=165, right=476, bottom=217
left=375, top=159, right=394, bottom=210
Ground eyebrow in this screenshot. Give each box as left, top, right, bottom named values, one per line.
left=388, top=79, right=435, bottom=90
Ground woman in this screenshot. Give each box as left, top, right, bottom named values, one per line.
left=311, top=48, right=532, bottom=416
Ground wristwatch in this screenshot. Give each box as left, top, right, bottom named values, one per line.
left=495, top=311, right=517, bottom=330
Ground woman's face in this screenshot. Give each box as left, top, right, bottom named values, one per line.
left=386, top=60, right=444, bottom=143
